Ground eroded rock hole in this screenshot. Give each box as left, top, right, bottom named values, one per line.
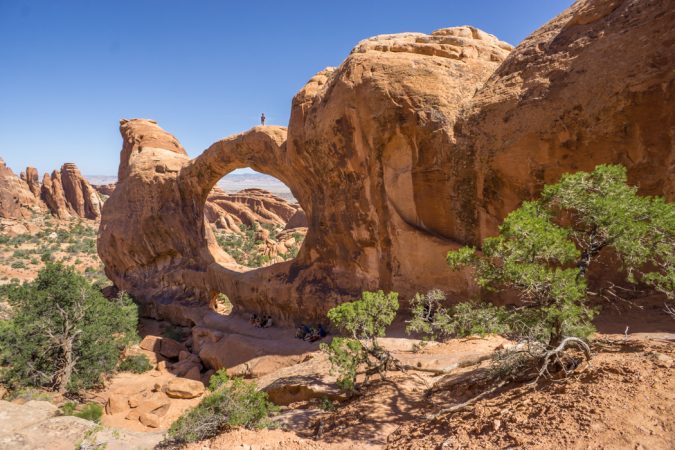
left=205, top=170, right=307, bottom=270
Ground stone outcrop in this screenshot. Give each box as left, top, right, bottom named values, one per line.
left=0, top=159, right=42, bottom=219
left=98, top=0, right=674, bottom=324
left=205, top=187, right=302, bottom=233
left=21, top=166, right=41, bottom=197
left=0, top=400, right=165, bottom=449
left=42, top=163, right=102, bottom=220
left=93, top=183, right=116, bottom=196
left=0, top=159, right=103, bottom=221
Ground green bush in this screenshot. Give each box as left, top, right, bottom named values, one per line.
left=407, top=290, right=511, bottom=341
left=163, top=370, right=277, bottom=446
left=12, top=250, right=30, bottom=259
left=6, top=387, right=52, bottom=402
left=61, top=402, right=103, bottom=423
left=0, top=263, right=139, bottom=394
left=321, top=290, right=399, bottom=393
left=118, top=354, right=153, bottom=373
left=60, top=401, right=78, bottom=416
left=10, top=261, right=26, bottom=269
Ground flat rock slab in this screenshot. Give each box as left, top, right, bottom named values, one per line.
left=0, top=400, right=164, bottom=450
left=257, top=353, right=346, bottom=405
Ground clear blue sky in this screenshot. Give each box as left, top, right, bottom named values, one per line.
left=0, top=0, right=572, bottom=176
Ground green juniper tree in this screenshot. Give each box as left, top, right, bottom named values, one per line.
left=443, top=165, right=673, bottom=376
left=0, top=262, right=138, bottom=394
left=321, top=290, right=400, bottom=393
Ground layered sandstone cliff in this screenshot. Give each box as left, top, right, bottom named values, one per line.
left=206, top=187, right=304, bottom=234
left=98, top=0, right=674, bottom=324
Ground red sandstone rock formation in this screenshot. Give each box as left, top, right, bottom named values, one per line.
left=60, top=163, right=102, bottom=220
left=41, top=170, right=70, bottom=219
left=40, top=163, right=102, bottom=220
left=98, top=0, right=674, bottom=324
left=22, top=167, right=41, bottom=197
left=0, top=159, right=43, bottom=219
left=0, top=159, right=104, bottom=220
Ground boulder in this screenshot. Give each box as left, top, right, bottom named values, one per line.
left=125, top=409, right=140, bottom=421
left=191, top=326, right=224, bottom=354
left=105, top=395, right=129, bottom=415
left=137, top=397, right=170, bottom=417
left=139, top=412, right=160, bottom=428
left=164, top=379, right=205, bottom=399
left=159, top=337, right=187, bottom=359
left=183, top=366, right=202, bottom=381
left=139, top=335, right=162, bottom=353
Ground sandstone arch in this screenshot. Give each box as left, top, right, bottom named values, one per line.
left=99, top=0, right=674, bottom=325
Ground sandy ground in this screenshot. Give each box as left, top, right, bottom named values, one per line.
left=184, top=333, right=674, bottom=450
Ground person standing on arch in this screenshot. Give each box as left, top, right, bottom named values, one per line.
left=260, top=113, right=266, bottom=126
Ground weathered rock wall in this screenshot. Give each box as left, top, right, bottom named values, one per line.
left=465, top=0, right=675, bottom=237
left=0, top=159, right=42, bottom=219
left=0, top=159, right=103, bottom=221
left=98, top=0, right=674, bottom=324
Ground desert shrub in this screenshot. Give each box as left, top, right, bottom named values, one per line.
left=60, top=401, right=78, bottom=416
left=216, top=293, right=233, bottom=314
left=76, top=403, right=104, bottom=422
left=446, top=164, right=673, bottom=378
left=162, top=324, right=189, bottom=342
left=407, top=290, right=511, bottom=341
left=118, top=354, right=153, bottom=373
left=320, top=290, right=400, bottom=393
left=318, top=396, right=336, bottom=411
left=61, top=401, right=103, bottom=423
left=6, top=387, right=53, bottom=402
left=10, top=261, right=26, bottom=269
left=163, top=370, right=277, bottom=446
left=0, top=263, right=139, bottom=394
left=12, top=249, right=30, bottom=259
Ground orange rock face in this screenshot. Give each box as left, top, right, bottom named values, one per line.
left=41, top=163, right=103, bottom=220
left=0, top=159, right=42, bottom=219
left=98, top=0, right=674, bottom=324
left=0, top=159, right=103, bottom=221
